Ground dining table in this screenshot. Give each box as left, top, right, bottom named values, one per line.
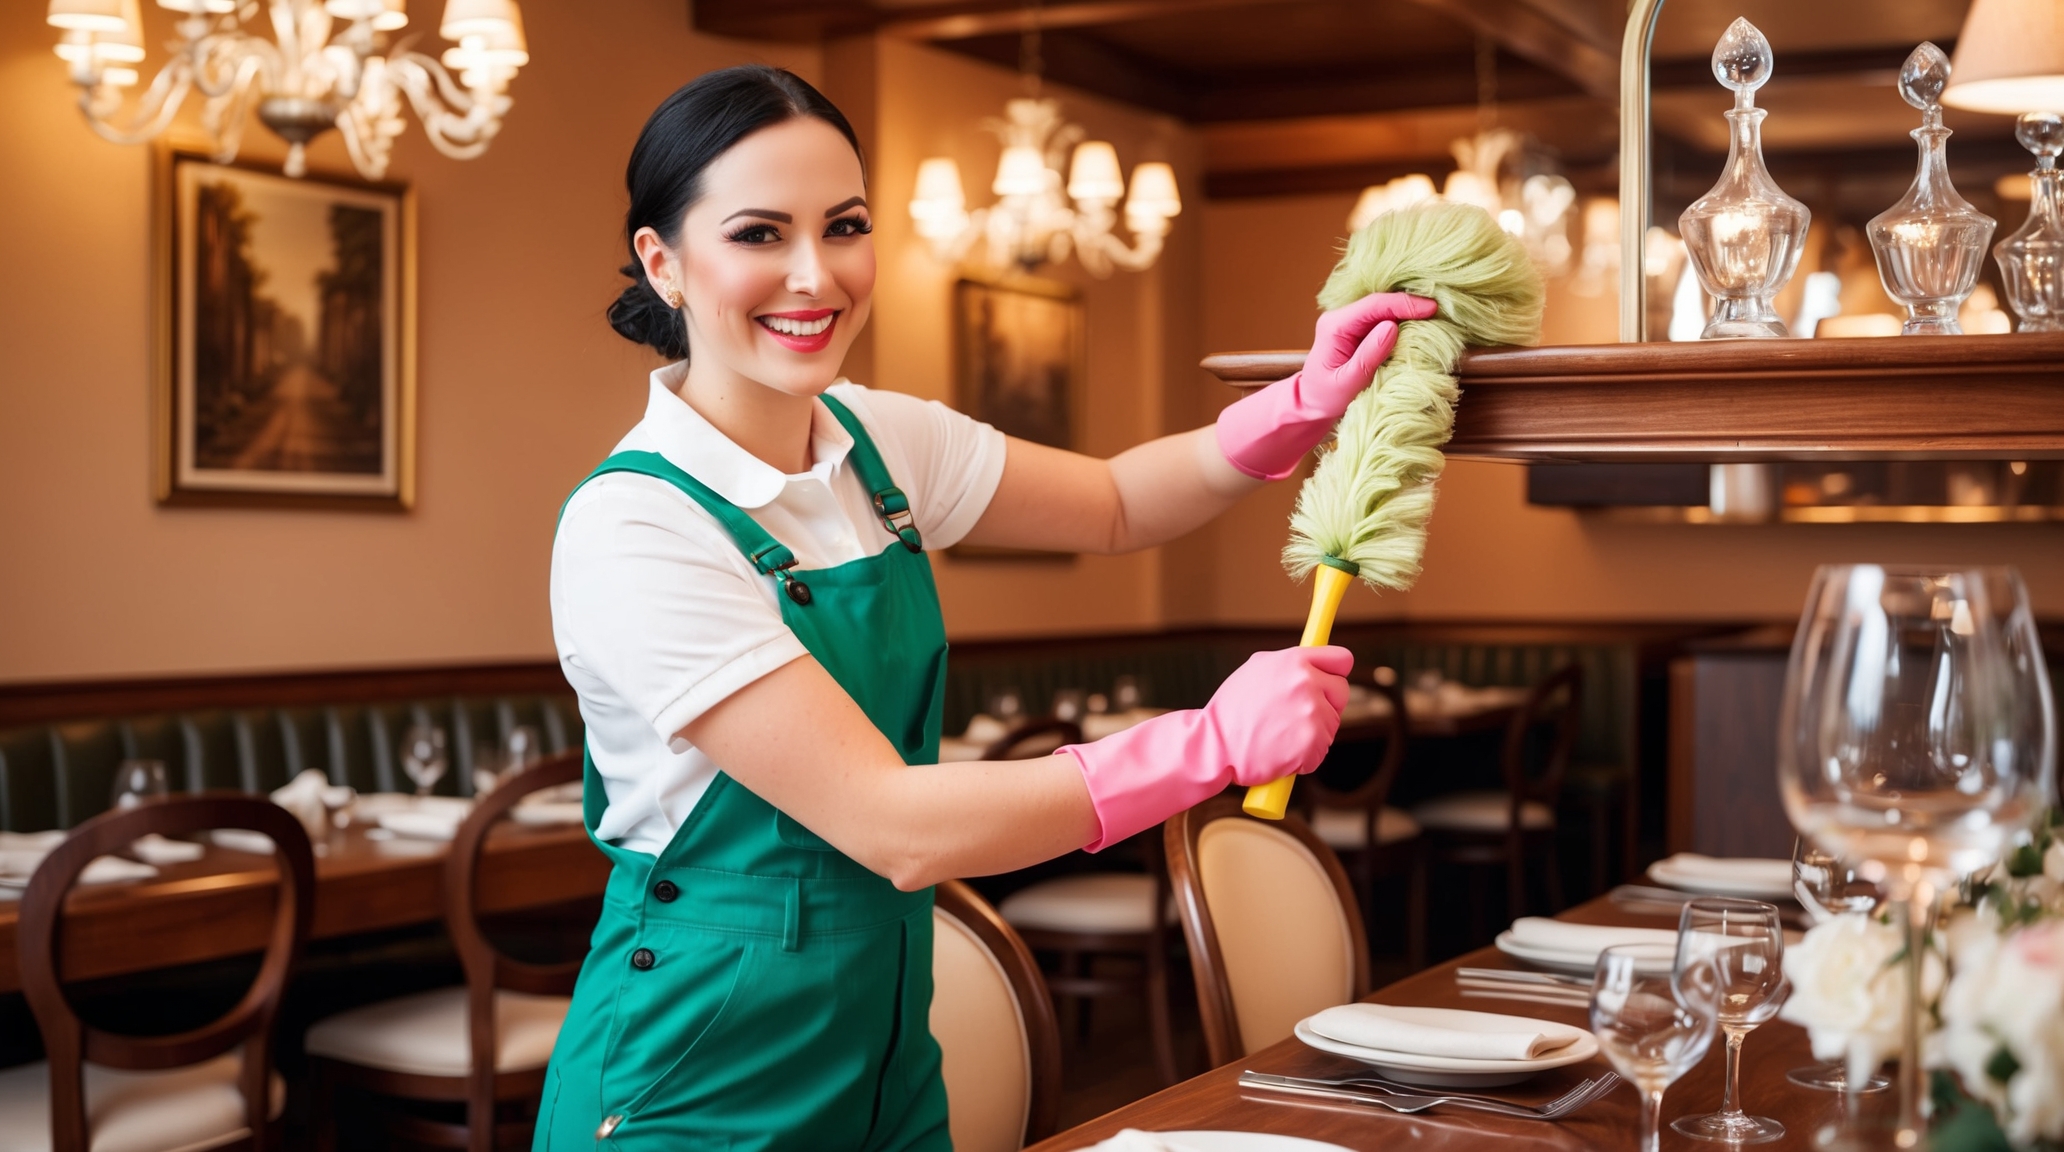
left=1028, top=894, right=1893, bottom=1151
left=0, top=815, right=608, bottom=993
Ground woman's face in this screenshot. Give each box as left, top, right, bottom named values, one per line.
left=642, top=117, right=874, bottom=398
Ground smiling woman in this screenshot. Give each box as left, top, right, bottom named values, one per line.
left=539, top=64, right=1416, bottom=1151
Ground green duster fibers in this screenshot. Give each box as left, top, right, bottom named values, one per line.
left=1285, top=201, right=1545, bottom=588
left=1244, top=201, right=1542, bottom=821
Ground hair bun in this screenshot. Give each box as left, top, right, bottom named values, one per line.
left=607, top=260, right=689, bottom=360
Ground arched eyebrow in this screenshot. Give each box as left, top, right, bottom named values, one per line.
left=721, top=208, right=793, bottom=225
left=824, top=196, right=868, bottom=217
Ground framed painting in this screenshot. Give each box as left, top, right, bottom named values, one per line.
left=153, top=149, right=416, bottom=508
left=950, top=277, right=1084, bottom=560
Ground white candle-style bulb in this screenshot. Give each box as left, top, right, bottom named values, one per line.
left=1067, top=141, right=1124, bottom=202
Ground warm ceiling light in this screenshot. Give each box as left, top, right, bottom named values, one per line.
left=1066, top=141, right=1125, bottom=202
left=47, top=0, right=528, bottom=180
left=1943, top=0, right=2064, bottom=113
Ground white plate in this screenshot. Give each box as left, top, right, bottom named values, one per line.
left=1160, top=1134, right=1354, bottom=1152
left=1493, top=931, right=1605, bottom=976
left=1292, top=1009, right=1599, bottom=1088
left=1647, top=858, right=1795, bottom=902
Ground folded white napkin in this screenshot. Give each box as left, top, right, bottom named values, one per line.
left=1307, top=1003, right=1581, bottom=1060
left=379, top=810, right=462, bottom=841
left=1509, top=917, right=1680, bottom=958
left=0, top=850, right=157, bottom=889
left=212, top=828, right=276, bottom=855
left=130, top=833, right=205, bottom=865
left=510, top=801, right=583, bottom=827
left=1656, top=854, right=1793, bottom=890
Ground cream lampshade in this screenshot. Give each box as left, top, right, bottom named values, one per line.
left=46, top=0, right=126, bottom=32
left=153, top=0, right=237, bottom=13
left=326, top=0, right=408, bottom=30
left=1123, top=162, right=1181, bottom=219
left=440, top=0, right=519, bottom=41
left=992, top=145, right=1048, bottom=197
left=1943, top=0, right=2064, bottom=114
left=1066, top=141, right=1125, bottom=202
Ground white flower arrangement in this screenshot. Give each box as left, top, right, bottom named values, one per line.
left=1780, top=813, right=2064, bottom=1150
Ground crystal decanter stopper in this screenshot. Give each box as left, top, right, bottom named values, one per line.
left=1678, top=18, right=1812, bottom=339
left=1995, top=112, right=2064, bottom=332
left=1867, top=43, right=1997, bottom=335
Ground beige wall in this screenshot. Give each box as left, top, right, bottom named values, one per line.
left=1198, top=194, right=2064, bottom=625
left=0, top=1, right=817, bottom=683
left=828, top=37, right=1207, bottom=639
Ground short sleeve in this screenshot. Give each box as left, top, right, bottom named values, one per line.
left=551, top=475, right=808, bottom=745
left=828, top=383, right=1006, bottom=549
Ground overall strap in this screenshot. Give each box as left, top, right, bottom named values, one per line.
left=819, top=393, right=923, bottom=554
left=567, top=452, right=815, bottom=605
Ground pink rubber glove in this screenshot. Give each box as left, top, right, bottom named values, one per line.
left=1059, top=646, right=1353, bottom=851
left=1215, top=292, right=1438, bottom=481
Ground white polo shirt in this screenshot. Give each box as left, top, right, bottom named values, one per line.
left=551, top=364, right=1007, bottom=857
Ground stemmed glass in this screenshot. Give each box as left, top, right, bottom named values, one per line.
left=399, top=724, right=448, bottom=798
left=110, top=759, right=171, bottom=810
left=1788, top=837, right=1890, bottom=1092
left=1671, top=898, right=1789, bottom=1143
left=1592, top=942, right=1722, bottom=1152
left=1779, top=565, right=2053, bottom=1145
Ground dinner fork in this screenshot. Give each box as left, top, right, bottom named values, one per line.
left=1238, top=1070, right=1619, bottom=1119
left=1259, top=1069, right=1619, bottom=1105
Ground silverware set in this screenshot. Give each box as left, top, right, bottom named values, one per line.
left=1238, top=1070, right=1621, bottom=1119
left=1453, top=966, right=1592, bottom=1007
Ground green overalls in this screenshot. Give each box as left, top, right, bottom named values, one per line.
left=536, top=395, right=952, bottom=1151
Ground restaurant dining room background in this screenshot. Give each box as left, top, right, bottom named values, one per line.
left=2, top=0, right=2064, bottom=1148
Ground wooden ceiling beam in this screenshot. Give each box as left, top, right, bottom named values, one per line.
left=1398, top=0, right=1619, bottom=99
left=932, top=29, right=1199, bottom=118
left=688, top=0, right=1273, bottom=43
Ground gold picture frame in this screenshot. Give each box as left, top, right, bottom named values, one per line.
left=152, top=147, right=417, bottom=509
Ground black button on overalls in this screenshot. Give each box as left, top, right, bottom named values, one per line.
left=654, top=880, right=679, bottom=903
left=630, top=948, right=656, bottom=970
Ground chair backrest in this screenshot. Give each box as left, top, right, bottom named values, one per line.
left=443, top=751, right=587, bottom=1142
left=981, top=718, right=1083, bottom=762
left=1503, top=664, right=1584, bottom=810
left=20, top=794, right=315, bottom=1152
left=930, top=879, right=1062, bottom=1151
left=1300, top=674, right=1408, bottom=831
left=1166, top=794, right=1369, bottom=1069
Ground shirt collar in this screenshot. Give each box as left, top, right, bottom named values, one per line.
left=640, top=362, right=854, bottom=510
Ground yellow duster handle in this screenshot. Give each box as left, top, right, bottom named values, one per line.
left=1242, top=562, right=1354, bottom=820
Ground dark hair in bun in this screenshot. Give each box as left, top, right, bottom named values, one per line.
left=607, top=66, right=864, bottom=361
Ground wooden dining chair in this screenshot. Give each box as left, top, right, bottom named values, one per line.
left=1165, top=794, right=1371, bottom=1069
left=988, top=718, right=1181, bottom=1085
left=1410, top=663, right=1585, bottom=931
left=1300, top=673, right=1427, bottom=970
left=930, top=879, right=1063, bottom=1152
left=307, top=752, right=585, bottom=1152
left=3, top=794, right=315, bottom=1152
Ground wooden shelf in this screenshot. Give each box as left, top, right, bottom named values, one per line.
left=1201, top=333, right=2064, bottom=463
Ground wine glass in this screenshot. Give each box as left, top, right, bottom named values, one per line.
left=1788, top=838, right=1890, bottom=1093
left=110, top=759, right=171, bottom=810
left=1779, top=564, right=2051, bottom=1144
left=1112, top=675, right=1143, bottom=712
left=1592, top=942, right=1722, bottom=1152
left=1671, top=898, right=1789, bottom=1143
left=505, top=725, right=542, bottom=773
left=399, top=724, right=448, bottom=798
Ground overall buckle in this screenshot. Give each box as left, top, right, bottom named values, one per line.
left=751, top=544, right=813, bottom=606
left=873, top=488, right=923, bottom=553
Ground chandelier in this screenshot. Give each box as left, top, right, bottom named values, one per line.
left=1347, top=127, right=1578, bottom=276
left=907, top=96, right=1181, bottom=276
left=45, top=0, right=527, bottom=180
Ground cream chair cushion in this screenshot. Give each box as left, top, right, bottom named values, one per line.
left=1195, top=819, right=1354, bottom=1056
left=1411, top=791, right=1555, bottom=833
left=0, top=1052, right=284, bottom=1152
left=930, top=906, right=1030, bottom=1152
left=1310, top=805, right=1421, bottom=850
left=997, top=873, right=1171, bottom=934
left=305, top=987, right=569, bottom=1077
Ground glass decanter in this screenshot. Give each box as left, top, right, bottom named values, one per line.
left=1679, top=18, right=1811, bottom=339
left=1995, top=112, right=2064, bottom=332
left=1867, top=43, right=1996, bottom=335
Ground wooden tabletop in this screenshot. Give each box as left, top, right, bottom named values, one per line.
left=1030, top=896, right=1891, bottom=1151
left=0, top=819, right=609, bottom=992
